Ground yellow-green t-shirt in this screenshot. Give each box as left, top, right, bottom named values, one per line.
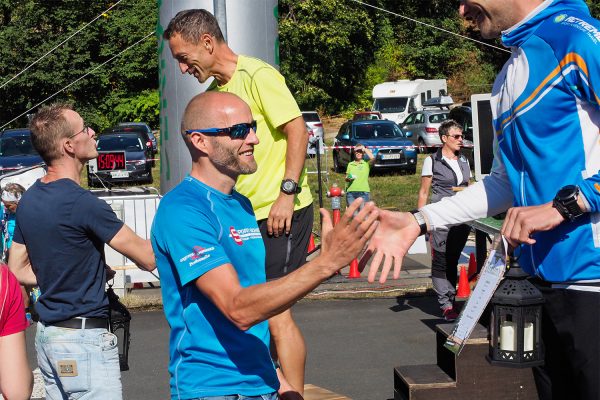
left=208, top=55, right=312, bottom=220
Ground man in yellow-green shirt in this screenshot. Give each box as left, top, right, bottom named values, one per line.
left=165, top=9, right=313, bottom=397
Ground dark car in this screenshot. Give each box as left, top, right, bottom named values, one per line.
left=87, top=132, right=153, bottom=188
left=0, top=128, right=44, bottom=175
left=109, top=123, right=157, bottom=154
left=448, top=105, right=475, bottom=168
left=332, top=120, right=417, bottom=174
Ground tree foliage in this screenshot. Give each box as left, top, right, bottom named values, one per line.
left=0, top=0, right=598, bottom=127
left=0, top=0, right=157, bottom=130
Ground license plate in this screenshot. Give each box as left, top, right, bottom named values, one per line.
left=381, top=153, right=401, bottom=160
left=111, top=170, right=129, bottom=178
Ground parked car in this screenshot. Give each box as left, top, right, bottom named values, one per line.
left=0, top=128, right=44, bottom=176
left=448, top=105, right=475, bottom=168
left=332, top=120, right=417, bottom=174
left=113, top=122, right=157, bottom=154
left=400, top=110, right=449, bottom=153
left=302, top=111, right=324, bottom=140
left=87, top=132, right=153, bottom=188
left=352, top=111, right=382, bottom=121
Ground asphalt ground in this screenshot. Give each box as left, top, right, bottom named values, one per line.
left=25, top=296, right=447, bottom=400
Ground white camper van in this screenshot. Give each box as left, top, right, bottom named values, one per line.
left=372, top=79, right=448, bottom=123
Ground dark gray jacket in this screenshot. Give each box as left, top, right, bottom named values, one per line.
left=430, top=149, right=470, bottom=203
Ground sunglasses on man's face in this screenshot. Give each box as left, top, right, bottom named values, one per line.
left=446, top=134, right=463, bottom=140
left=185, top=120, right=257, bottom=139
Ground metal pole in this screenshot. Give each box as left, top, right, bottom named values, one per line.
left=213, top=0, right=227, bottom=42
left=315, top=138, right=324, bottom=227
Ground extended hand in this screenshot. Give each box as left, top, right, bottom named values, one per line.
left=319, top=199, right=379, bottom=272
left=267, top=193, right=296, bottom=237
left=360, top=211, right=421, bottom=283
left=501, top=202, right=564, bottom=247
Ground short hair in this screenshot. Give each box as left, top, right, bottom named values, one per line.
left=163, top=9, right=225, bottom=44
left=28, top=103, right=73, bottom=164
left=438, top=119, right=463, bottom=140
left=1, top=182, right=25, bottom=202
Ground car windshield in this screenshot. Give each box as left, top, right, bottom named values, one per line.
left=428, top=113, right=449, bottom=123
left=355, top=123, right=404, bottom=139
left=302, top=112, right=320, bottom=122
left=374, top=98, right=408, bottom=113
left=0, top=136, right=38, bottom=157
left=97, top=135, right=143, bottom=151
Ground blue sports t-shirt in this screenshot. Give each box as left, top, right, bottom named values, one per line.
left=12, top=178, right=123, bottom=323
left=151, top=176, right=278, bottom=399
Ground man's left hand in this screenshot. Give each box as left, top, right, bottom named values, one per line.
left=501, top=201, right=565, bottom=247
left=267, top=193, right=295, bottom=237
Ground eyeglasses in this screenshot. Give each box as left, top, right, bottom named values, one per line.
left=446, top=134, right=463, bottom=140
left=69, top=125, right=90, bottom=139
left=185, top=121, right=257, bottom=139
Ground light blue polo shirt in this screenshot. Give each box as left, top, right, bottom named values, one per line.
left=151, top=176, right=278, bottom=399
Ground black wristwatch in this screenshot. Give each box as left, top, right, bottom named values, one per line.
left=280, top=179, right=301, bottom=195
left=409, top=209, right=428, bottom=236
left=552, top=185, right=584, bottom=222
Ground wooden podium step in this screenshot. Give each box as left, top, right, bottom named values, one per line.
left=394, top=323, right=538, bottom=400
left=304, top=384, right=351, bottom=400
left=394, top=364, right=456, bottom=400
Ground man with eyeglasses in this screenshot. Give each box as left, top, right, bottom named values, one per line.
left=151, top=91, right=378, bottom=400
left=8, top=103, right=156, bottom=400
left=164, top=9, right=313, bottom=395
left=364, top=0, right=600, bottom=398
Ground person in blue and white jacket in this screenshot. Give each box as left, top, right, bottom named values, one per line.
left=363, top=0, right=600, bottom=398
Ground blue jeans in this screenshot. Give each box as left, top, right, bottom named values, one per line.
left=191, top=393, right=278, bottom=400
left=35, top=322, right=122, bottom=400
left=346, top=191, right=370, bottom=211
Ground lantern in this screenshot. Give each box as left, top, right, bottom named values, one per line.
left=487, top=257, right=544, bottom=367
left=107, top=285, right=132, bottom=371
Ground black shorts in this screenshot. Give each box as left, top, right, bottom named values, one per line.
left=258, top=204, right=314, bottom=281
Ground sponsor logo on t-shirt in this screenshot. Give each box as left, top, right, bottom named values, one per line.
left=228, top=226, right=262, bottom=245
left=180, top=246, right=215, bottom=266
left=230, top=227, right=243, bottom=245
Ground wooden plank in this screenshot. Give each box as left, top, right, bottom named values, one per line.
left=304, top=384, right=352, bottom=400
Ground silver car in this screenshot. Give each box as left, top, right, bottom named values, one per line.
left=400, top=110, right=449, bottom=153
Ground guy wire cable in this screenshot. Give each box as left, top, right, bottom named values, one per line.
left=0, top=0, right=125, bottom=90
left=0, top=31, right=154, bottom=131
left=349, top=0, right=510, bottom=54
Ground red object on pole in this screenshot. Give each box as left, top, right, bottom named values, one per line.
left=332, top=209, right=340, bottom=226
left=307, top=233, right=316, bottom=253
left=327, top=183, right=345, bottom=275
left=456, top=265, right=471, bottom=299
left=348, top=258, right=360, bottom=279
left=467, top=252, right=477, bottom=280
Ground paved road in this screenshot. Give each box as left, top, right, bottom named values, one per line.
left=26, top=295, right=448, bottom=400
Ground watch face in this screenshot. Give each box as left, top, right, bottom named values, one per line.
left=283, top=181, right=294, bottom=191
left=557, top=185, right=577, bottom=201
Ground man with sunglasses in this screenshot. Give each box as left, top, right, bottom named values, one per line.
left=164, top=9, right=313, bottom=394
left=364, top=0, right=600, bottom=398
left=8, top=103, right=156, bottom=400
left=151, top=91, right=378, bottom=400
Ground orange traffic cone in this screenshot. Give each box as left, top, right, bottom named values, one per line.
left=456, top=265, right=471, bottom=299
left=467, top=252, right=477, bottom=280
left=307, top=233, right=316, bottom=253
left=348, top=258, right=360, bottom=278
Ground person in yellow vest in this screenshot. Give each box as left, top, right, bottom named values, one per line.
left=164, top=9, right=313, bottom=396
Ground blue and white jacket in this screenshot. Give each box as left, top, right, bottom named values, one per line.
left=424, top=0, right=600, bottom=283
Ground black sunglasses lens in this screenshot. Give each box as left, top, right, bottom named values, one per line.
left=230, top=122, right=256, bottom=139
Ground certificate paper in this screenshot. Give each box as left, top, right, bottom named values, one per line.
left=444, top=235, right=507, bottom=355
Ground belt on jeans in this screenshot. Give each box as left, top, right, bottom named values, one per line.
left=48, top=317, right=108, bottom=329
